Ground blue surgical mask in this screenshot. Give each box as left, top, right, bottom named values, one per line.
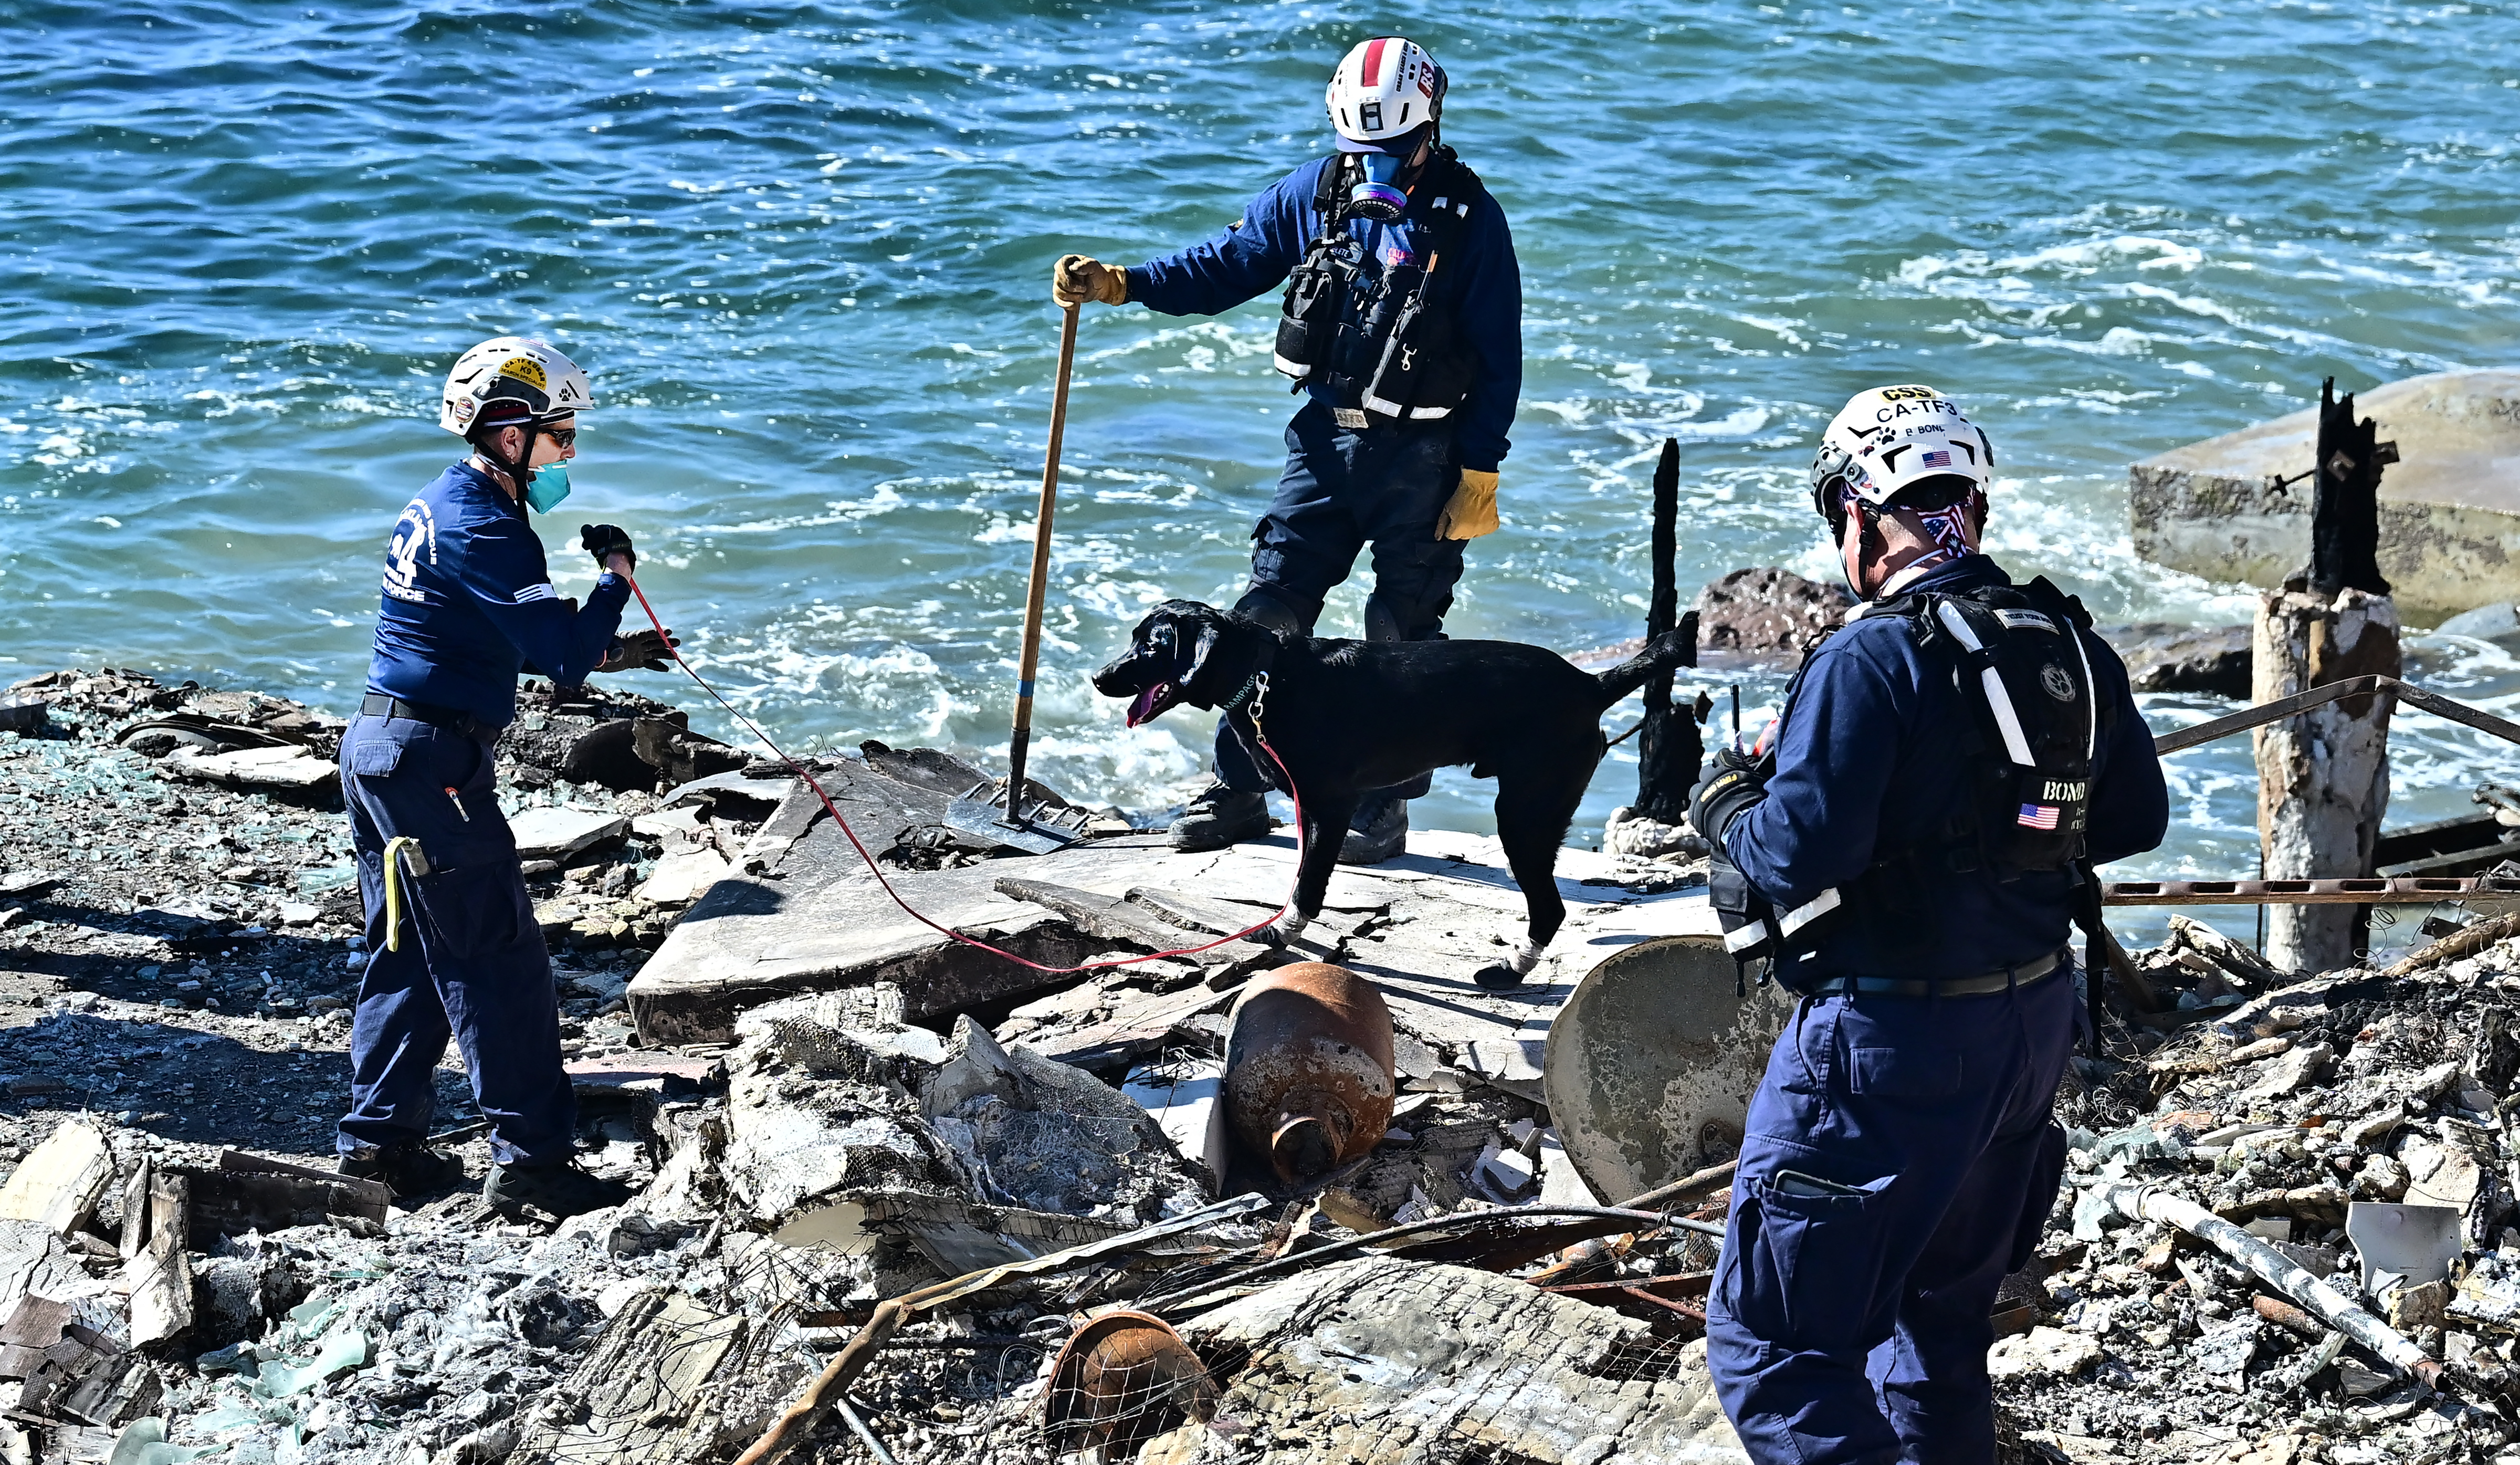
left=523, top=461, right=571, bottom=514
left=1349, top=151, right=1410, bottom=222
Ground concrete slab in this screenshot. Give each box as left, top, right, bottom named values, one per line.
left=2128, top=369, right=2520, bottom=620
left=634, top=848, right=730, bottom=905
left=165, top=744, right=338, bottom=793
left=507, top=806, right=629, bottom=863
left=1168, top=1257, right=1747, bottom=1463
left=629, top=778, right=1719, bottom=1082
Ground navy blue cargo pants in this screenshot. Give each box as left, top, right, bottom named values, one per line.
left=1214, top=397, right=1467, bottom=794
left=334, top=713, right=575, bottom=1166
left=1705, top=961, right=2076, bottom=1465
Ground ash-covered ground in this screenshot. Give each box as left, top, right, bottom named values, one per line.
left=7, top=665, right=2520, bottom=1465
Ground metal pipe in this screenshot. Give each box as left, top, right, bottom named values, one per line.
left=1137, top=1205, right=1721, bottom=1319
left=2152, top=674, right=2520, bottom=757
left=2091, top=1181, right=2441, bottom=1386
left=832, top=1394, right=899, bottom=1465
left=2103, top=876, right=2520, bottom=906
left=1614, top=1158, right=1735, bottom=1212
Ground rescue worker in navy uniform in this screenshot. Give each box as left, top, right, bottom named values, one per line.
left=1053, top=35, right=1521, bottom=865
left=334, top=336, right=674, bottom=1220
left=1690, top=386, right=2168, bottom=1463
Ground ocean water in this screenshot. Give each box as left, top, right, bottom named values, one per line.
left=5, top=0, right=2518, bottom=945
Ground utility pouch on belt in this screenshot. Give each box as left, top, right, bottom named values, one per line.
left=1274, top=158, right=1365, bottom=383
left=1272, top=244, right=1353, bottom=381
left=1704, top=742, right=1845, bottom=996
left=1710, top=849, right=1784, bottom=996
left=1359, top=197, right=1476, bottom=423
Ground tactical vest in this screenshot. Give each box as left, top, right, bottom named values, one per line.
left=1272, top=149, right=1484, bottom=426
left=1710, top=575, right=2109, bottom=990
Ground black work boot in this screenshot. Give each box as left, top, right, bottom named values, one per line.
left=485, top=1161, right=634, bottom=1221
left=1338, top=793, right=1409, bottom=866
left=1168, top=781, right=1271, bottom=852
left=338, top=1141, right=468, bottom=1199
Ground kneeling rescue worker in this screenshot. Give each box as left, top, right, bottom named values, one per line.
left=1053, top=35, right=1521, bottom=865
left=1689, top=385, right=2168, bottom=1462
left=334, top=336, right=674, bottom=1220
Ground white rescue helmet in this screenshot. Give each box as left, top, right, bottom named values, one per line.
left=1326, top=37, right=1445, bottom=150
left=1808, top=384, right=1995, bottom=520
left=436, top=336, right=593, bottom=438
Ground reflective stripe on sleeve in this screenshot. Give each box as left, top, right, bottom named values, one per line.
left=1777, top=886, right=1842, bottom=938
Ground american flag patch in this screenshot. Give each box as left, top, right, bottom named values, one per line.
left=2018, top=803, right=2061, bottom=830
left=512, top=583, right=558, bottom=604
left=1921, top=449, right=1952, bottom=468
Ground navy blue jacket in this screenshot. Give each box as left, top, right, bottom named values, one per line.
left=1724, top=555, right=2169, bottom=980
left=1124, top=155, right=1522, bottom=473
left=365, top=462, right=629, bottom=729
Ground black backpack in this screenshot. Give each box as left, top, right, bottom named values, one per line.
left=1707, top=575, right=2110, bottom=992
left=1888, top=574, right=2107, bottom=881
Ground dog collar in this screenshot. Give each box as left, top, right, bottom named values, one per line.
left=1219, top=672, right=1264, bottom=713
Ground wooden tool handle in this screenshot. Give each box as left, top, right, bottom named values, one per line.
left=1005, top=304, right=1081, bottom=808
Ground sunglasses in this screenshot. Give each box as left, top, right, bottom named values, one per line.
left=536, top=424, right=578, bottom=448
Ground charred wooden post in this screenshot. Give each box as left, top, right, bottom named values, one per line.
left=1635, top=438, right=1704, bottom=826
left=2309, top=378, right=2392, bottom=598
left=2256, top=380, right=2401, bottom=972
left=1605, top=439, right=1705, bottom=863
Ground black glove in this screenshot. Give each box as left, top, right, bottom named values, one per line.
left=580, top=523, right=634, bottom=573
left=597, top=628, right=679, bottom=673
left=1689, top=747, right=1769, bottom=846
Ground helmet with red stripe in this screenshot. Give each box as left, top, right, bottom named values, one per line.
left=1326, top=37, right=1445, bottom=151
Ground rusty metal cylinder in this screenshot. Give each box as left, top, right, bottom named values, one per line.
left=1223, top=961, right=1396, bottom=1184
left=1044, top=1309, right=1217, bottom=1459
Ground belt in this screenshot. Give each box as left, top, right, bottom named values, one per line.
left=1804, top=949, right=2064, bottom=999
left=1325, top=405, right=1453, bottom=431
left=359, top=693, right=495, bottom=745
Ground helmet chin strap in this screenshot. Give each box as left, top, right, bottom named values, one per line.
left=1838, top=500, right=1877, bottom=599
left=477, top=422, right=543, bottom=508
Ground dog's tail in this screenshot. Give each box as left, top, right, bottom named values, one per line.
left=1589, top=624, right=1696, bottom=708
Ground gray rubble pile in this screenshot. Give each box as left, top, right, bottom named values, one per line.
left=0, top=986, right=1243, bottom=1464
left=0, top=668, right=777, bottom=1165
left=65, top=661, right=2520, bottom=1461
left=1998, top=915, right=2520, bottom=1463
left=6, top=664, right=1745, bottom=1465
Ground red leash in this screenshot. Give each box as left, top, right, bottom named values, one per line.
left=622, top=574, right=1300, bottom=975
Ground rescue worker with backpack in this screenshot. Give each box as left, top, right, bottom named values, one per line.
left=333, top=336, right=675, bottom=1220
left=1052, top=35, right=1522, bottom=865
left=1687, top=385, right=2168, bottom=1464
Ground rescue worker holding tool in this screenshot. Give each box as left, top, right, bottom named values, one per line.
left=1052, top=35, right=1521, bottom=865
left=1689, top=385, right=2168, bottom=1463
left=334, top=336, right=675, bottom=1220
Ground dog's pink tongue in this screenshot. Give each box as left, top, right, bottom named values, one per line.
left=1126, top=683, right=1169, bottom=728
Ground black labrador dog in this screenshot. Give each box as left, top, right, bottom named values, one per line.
left=1094, top=600, right=1692, bottom=989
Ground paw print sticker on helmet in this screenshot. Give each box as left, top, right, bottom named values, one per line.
left=1808, top=384, right=1996, bottom=522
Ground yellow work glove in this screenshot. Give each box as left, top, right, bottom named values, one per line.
left=1436, top=468, right=1500, bottom=540
left=1052, top=254, right=1128, bottom=307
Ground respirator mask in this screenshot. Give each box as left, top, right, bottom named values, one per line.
left=1349, top=151, right=1412, bottom=222
left=1343, top=124, right=1430, bottom=222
